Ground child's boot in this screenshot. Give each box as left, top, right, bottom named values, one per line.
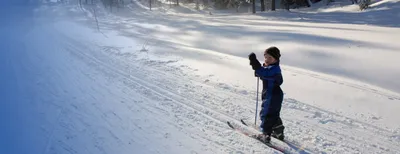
left=272, top=125, right=285, bottom=141
left=255, top=134, right=271, bottom=143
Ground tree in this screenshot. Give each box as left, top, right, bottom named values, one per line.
left=261, top=0, right=265, bottom=11
left=252, top=0, right=255, bottom=13
left=196, top=0, right=200, bottom=10
left=359, top=0, right=370, bottom=10
left=149, top=0, right=152, bottom=10
left=271, top=0, right=275, bottom=11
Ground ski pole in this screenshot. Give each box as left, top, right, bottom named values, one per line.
left=255, top=77, right=259, bottom=127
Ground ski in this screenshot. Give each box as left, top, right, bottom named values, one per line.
left=227, top=121, right=290, bottom=154
left=240, top=119, right=248, bottom=126
left=239, top=119, right=309, bottom=154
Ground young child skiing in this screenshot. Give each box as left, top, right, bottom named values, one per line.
left=248, top=46, right=285, bottom=143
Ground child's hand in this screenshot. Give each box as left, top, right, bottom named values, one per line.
left=248, top=52, right=257, bottom=61
left=248, top=53, right=261, bottom=70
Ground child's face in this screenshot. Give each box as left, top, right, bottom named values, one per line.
left=264, top=53, right=276, bottom=65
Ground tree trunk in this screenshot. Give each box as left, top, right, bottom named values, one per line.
left=252, top=0, right=256, bottom=13
left=110, top=0, right=112, bottom=12
left=261, top=0, right=265, bottom=11
left=271, top=0, right=275, bottom=11
left=285, top=0, right=290, bottom=10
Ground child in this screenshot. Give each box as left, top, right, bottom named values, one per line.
left=248, top=46, right=285, bottom=143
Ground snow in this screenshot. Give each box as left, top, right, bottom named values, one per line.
left=1, top=0, right=400, bottom=154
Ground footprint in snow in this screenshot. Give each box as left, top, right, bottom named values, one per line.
left=390, top=134, right=400, bottom=142
left=370, top=116, right=381, bottom=120
left=319, top=119, right=335, bottom=124
left=164, top=133, right=170, bottom=139
left=312, top=111, right=323, bottom=118
left=239, top=90, right=248, bottom=95
left=218, top=83, right=230, bottom=90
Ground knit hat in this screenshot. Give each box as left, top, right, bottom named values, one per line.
left=265, top=46, right=281, bottom=60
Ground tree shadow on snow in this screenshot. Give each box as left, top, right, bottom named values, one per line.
left=78, top=5, right=398, bottom=67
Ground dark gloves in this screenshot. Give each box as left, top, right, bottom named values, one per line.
left=249, top=52, right=257, bottom=61
left=248, top=52, right=261, bottom=70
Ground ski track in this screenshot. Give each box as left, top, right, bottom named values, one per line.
left=55, top=30, right=276, bottom=154
left=57, top=26, right=400, bottom=153
left=33, top=3, right=400, bottom=154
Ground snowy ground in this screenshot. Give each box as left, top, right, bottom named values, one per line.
left=3, top=0, right=400, bottom=153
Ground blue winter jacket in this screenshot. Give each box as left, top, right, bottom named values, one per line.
left=254, top=62, right=284, bottom=124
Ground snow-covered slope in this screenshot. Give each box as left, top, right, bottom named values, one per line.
left=2, top=1, right=400, bottom=154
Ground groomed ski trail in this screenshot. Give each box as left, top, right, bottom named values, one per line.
left=55, top=21, right=400, bottom=153
left=31, top=3, right=400, bottom=154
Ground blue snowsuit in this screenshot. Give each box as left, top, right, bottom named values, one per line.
left=254, top=62, right=284, bottom=135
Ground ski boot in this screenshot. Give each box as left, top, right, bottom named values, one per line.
left=272, top=125, right=285, bottom=141
left=255, top=134, right=271, bottom=143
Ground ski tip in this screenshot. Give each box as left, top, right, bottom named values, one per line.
left=240, top=119, right=248, bottom=126
left=226, top=121, right=234, bottom=129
